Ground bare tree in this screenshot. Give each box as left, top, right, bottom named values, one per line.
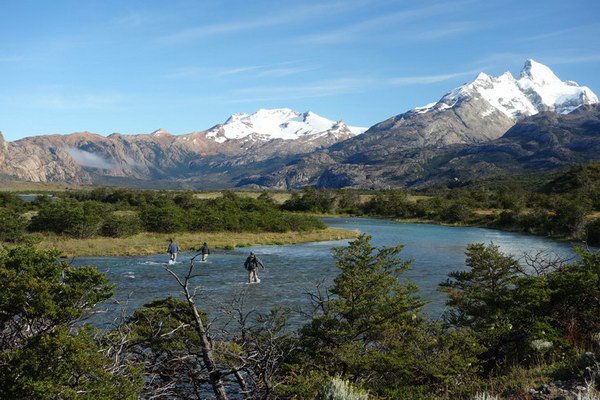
left=165, top=256, right=229, bottom=400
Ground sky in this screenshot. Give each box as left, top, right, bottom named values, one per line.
left=1, top=0, right=600, bottom=141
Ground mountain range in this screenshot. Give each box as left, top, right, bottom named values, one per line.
left=0, top=60, right=598, bottom=189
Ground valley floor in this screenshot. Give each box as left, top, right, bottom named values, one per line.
left=33, top=228, right=359, bottom=257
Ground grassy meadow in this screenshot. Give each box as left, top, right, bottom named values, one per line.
left=34, top=228, right=359, bottom=257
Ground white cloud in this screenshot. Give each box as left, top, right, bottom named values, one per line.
left=67, top=147, right=115, bottom=169
left=388, top=69, right=481, bottom=85
left=225, top=77, right=373, bottom=103
left=163, top=61, right=316, bottom=80
left=299, top=1, right=479, bottom=44
left=158, top=1, right=369, bottom=44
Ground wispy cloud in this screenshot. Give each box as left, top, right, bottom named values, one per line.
left=163, top=61, right=317, bottom=79
left=225, top=77, right=373, bottom=103
left=411, top=21, right=481, bottom=41
left=522, top=23, right=600, bottom=42
left=222, top=65, right=483, bottom=103
left=299, top=1, right=478, bottom=44
left=158, top=2, right=356, bottom=44
left=388, top=69, right=480, bottom=85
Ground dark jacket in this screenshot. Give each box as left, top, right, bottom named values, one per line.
left=244, top=255, right=264, bottom=271
left=201, top=244, right=210, bottom=255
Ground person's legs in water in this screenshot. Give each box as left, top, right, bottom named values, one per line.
left=248, top=269, right=253, bottom=283
left=170, top=253, right=177, bottom=263
left=202, top=253, right=208, bottom=262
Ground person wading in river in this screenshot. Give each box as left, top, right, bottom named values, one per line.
left=167, top=239, right=179, bottom=263
left=244, top=252, right=264, bottom=283
left=200, top=242, right=210, bottom=262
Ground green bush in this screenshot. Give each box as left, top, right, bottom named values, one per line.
left=283, top=187, right=337, bottom=213
left=0, top=245, right=140, bottom=398
left=587, top=219, right=600, bottom=247
left=140, top=203, right=185, bottom=233
left=442, top=202, right=474, bottom=223
left=101, top=213, right=143, bottom=237
left=285, top=235, right=481, bottom=399
left=0, top=208, right=27, bottom=242
left=29, top=199, right=107, bottom=238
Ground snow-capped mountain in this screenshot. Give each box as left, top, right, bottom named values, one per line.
left=244, top=60, right=600, bottom=189
left=205, top=108, right=366, bottom=143
left=412, top=59, right=598, bottom=119
left=0, top=109, right=366, bottom=187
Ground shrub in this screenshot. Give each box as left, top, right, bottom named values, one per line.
left=101, top=214, right=143, bottom=237
left=29, top=199, right=106, bottom=238
left=140, top=203, right=185, bottom=233
left=442, top=202, right=474, bottom=223
left=586, top=219, right=600, bottom=247
left=0, top=208, right=27, bottom=242
left=283, top=187, right=337, bottom=213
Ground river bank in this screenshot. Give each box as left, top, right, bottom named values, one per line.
left=34, top=227, right=360, bottom=257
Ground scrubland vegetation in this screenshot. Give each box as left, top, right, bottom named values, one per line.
left=281, top=162, right=600, bottom=247
left=0, top=189, right=343, bottom=255
left=0, top=163, right=599, bottom=397
left=1, top=235, right=599, bottom=399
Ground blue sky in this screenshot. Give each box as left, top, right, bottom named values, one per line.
left=1, top=0, right=599, bottom=140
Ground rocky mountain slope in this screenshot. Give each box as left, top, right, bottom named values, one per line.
left=0, top=60, right=597, bottom=189
left=0, top=109, right=365, bottom=188
left=414, top=103, right=600, bottom=186
left=243, top=60, right=599, bottom=189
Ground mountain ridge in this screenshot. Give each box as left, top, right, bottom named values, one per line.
left=0, top=60, right=597, bottom=189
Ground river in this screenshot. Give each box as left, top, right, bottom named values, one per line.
left=75, top=217, right=577, bottom=329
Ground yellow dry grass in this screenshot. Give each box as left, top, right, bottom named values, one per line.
left=194, top=191, right=429, bottom=205
left=194, top=191, right=292, bottom=204
left=474, top=209, right=502, bottom=216
left=0, top=180, right=84, bottom=192
left=34, top=228, right=360, bottom=257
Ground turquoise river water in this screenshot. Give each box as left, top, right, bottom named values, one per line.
left=75, top=217, right=578, bottom=329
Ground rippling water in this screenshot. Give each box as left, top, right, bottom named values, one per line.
left=75, top=217, right=577, bottom=328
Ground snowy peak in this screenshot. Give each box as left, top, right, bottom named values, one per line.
left=520, top=59, right=562, bottom=86
left=206, top=108, right=367, bottom=143
left=412, top=60, right=598, bottom=119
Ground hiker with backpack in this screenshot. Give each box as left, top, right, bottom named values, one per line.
left=244, top=252, right=264, bottom=283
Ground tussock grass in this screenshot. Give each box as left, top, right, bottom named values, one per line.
left=34, top=228, right=360, bottom=257
left=193, top=191, right=430, bottom=205
left=0, top=180, right=84, bottom=192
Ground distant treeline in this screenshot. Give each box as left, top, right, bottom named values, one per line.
left=1, top=162, right=599, bottom=245
left=281, top=162, right=600, bottom=246
left=0, top=190, right=324, bottom=241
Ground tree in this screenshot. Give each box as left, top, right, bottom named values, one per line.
left=0, top=245, right=141, bottom=398
left=139, top=202, right=185, bottom=233
left=439, top=244, right=583, bottom=370
left=0, top=208, right=27, bottom=242
left=287, top=235, right=481, bottom=398
left=547, top=249, right=600, bottom=347
left=125, top=258, right=292, bottom=399
left=29, top=199, right=106, bottom=238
